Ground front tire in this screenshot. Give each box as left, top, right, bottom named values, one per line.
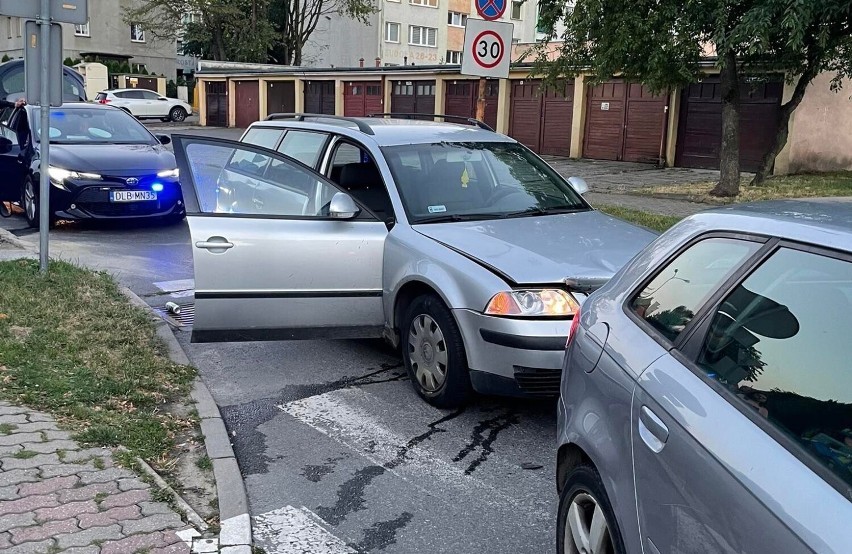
left=169, top=107, right=187, bottom=122
left=401, top=294, right=472, bottom=408
left=557, top=465, right=625, bottom=554
left=22, top=177, right=39, bottom=228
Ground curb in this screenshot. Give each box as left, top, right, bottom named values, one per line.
left=120, top=286, right=254, bottom=551
left=0, top=226, right=35, bottom=251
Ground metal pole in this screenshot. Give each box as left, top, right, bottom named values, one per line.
left=475, top=76, right=486, bottom=122
left=38, top=0, right=51, bottom=274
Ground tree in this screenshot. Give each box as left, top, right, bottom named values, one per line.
left=267, top=0, right=377, bottom=66
left=535, top=0, right=852, bottom=196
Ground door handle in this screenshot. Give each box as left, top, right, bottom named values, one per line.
left=195, top=238, right=234, bottom=251
left=638, top=406, right=669, bottom=453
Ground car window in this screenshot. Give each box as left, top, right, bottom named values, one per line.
left=185, top=142, right=344, bottom=218
left=31, top=107, right=156, bottom=144
left=1, top=124, right=18, bottom=145
left=113, top=91, right=128, bottom=99
left=141, top=91, right=160, bottom=100
left=242, top=127, right=285, bottom=151
left=124, top=91, right=145, bottom=99
left=328, top=141, right=392, bottom=217
left=95, top=93, right=108, bottom=102
left=695, top=247, right=852, bottom=488
left=631, top=238, right=762, bottom=342
left=276, top=130, right=328, bottom=168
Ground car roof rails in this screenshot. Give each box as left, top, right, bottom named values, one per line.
left=367, top=113, right=494, bottom=132
left=264, top=113, right=375, bottom=135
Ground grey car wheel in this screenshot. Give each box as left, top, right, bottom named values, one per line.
left=169, top=107, right=187, bottom=122
left=22, top=177, right=38, bottom=228
left=557, top=465, right=624, bottom=554
left=402, top=294, right=472, bottom=408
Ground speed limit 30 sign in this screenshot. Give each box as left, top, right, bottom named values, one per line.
left=461, top=18, right=514, bottom=79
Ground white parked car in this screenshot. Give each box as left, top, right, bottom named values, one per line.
left=96, top=89, right=193, bottom=122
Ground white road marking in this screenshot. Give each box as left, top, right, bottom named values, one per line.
left=254, top=505, right=356, bottom=554
left=277, top=388, right=550, bottom=520
left=153, top=278, right=195, bottom=295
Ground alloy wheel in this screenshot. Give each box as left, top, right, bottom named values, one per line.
left=564, top=492, right=613, bottom=554
left=24, top=181, right=37, bottom=223
left=172, top=108, right=186, bottom=122
left=407, top=314, right=448, bottom=392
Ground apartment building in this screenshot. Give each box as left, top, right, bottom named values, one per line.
left=0, top=0, right=178, bottom=79
left=302, top=0, right=556, bottom=68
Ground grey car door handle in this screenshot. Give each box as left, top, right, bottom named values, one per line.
left=639, top=406, right=669, bottom=453
left=195, top=239, right=234, bottom=250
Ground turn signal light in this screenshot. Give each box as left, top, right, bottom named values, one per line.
left=485, top=289, right=579, bottom=318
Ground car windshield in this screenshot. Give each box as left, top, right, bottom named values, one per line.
left=381, top=142, right=589, bottom=223
left=31, top=107, right=157, bottom=145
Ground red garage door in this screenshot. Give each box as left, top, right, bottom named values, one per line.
left=391, top=80, right=436, bottom=115
left=444, top=80, right=498, bottom=130
left=676, top=77, right=783, bottom=172
left=305, top=81, right=336, bottom=115
left=344, top=81, right=384, bottom=117
left=509, top=80, right=574, bottom=155
left=584, top=80, right=666, bottom=163
left=234, top=80, right=260, bottom=129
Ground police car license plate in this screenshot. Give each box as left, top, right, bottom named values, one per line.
left=111, top=191, right=157, bottom=202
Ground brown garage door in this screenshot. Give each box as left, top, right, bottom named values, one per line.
left=344, top=81, right=383, bottom=117
left=305, top=81, right=335, bottom=115
left=509, top=80, right=573, bottom=155
left=584, top=80, right=666, bottom=163
left=205, top=81, right=228, bottom=127
left=234, top=80, right=260, bottom=128
left=267, top=81, right=296, bottom=115
left=391, top=80, right=436, bottom=115
left=676, top=77, right=783, bottom=172
left=444, top=80, right=498, bottom=130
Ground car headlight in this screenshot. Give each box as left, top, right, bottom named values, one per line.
left=48, top=166, right=102, bottom=189
left=157, top=168, right=179, bottom=178
left=484, top=289, right=579, bottom=317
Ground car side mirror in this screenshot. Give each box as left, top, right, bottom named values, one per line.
left=0, top=136, right=12, bottom=154
left=568, top=176, right=589, bottom=195
left=329, top=192, right=360, bottom=219
left=156, top=134, right=171, bottom=145
left=158, top=97, right=168, bottom=101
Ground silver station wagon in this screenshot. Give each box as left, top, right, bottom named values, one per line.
left=173, top=114, right=655, bottom=407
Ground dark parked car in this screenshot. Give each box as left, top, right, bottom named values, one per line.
left=0, top=103, right=184, bottom=226
left=556, top=199, right=852, bottom=554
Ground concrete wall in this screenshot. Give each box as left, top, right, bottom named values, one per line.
left=301, top=13, right=380, bottom=68
left=777, top=72, right=852, bottom=174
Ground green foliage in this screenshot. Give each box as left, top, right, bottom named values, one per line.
left=166, top=79, right=178, bottom=98
left=1, top=54, right=10, bottom=63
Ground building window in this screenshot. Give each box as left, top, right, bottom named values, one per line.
left=535, top=6, right=547, bottom=34
left=130, top=23, right=145, bottom=43
left=511, top=0, right=523, bottom=19
left=409, top=25, right=437, bottom=47
left=384, top=21, right=400, bottom=43
left=177, top=40, right=183, bottom=55
left=6, top=17, right=11, bottom=39
left=447, top=12, right=467, bottom=27
left=74, top=21, right=90, bottom=37
left=409, top=0, right=438, bottom=7
left=181, top=12, right=201, bottom=25
left=445, top=50, right=461, bottom=64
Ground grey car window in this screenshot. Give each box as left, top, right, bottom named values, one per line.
left=277, top=130, right=328, bottom=168
left=141, top=91, right=160, bottom=100
left=242, top=127, right=284, bottom=151
left=696, top=247, right=852, bottom=488
left=631, top=238, right=761, bottom=342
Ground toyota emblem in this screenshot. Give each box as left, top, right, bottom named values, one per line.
left=126, top=177, right=139, bottom=186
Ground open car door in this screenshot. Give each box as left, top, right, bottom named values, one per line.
left=172, top=135, right=387, bottom=342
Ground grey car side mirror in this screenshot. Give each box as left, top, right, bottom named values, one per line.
left=568, top=176, right=589, bottom=195
left=329, top=192, right=360, bottom=219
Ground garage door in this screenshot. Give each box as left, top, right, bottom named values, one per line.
left=676, top=77, right=783, bottom=172
left=234, top=80, right=260, bottom=128
left=135, top=77, right=159, bottom=92
left=509, top=80, right=574, bottom=156
left=391, top=80, right=436, bottom=115
left=584, top=80, right=666, bottom=163
left=305, top=81, right=336, bottom=115
left=344, top=81, right=384, bottom=117
left=267, top=81, right=296, bottom=115
left=444, top=80, right=498, bottom=130
left=205, top=81, right=228, bottom=127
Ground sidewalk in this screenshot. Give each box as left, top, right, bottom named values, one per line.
left=0, top=402, right=198, bottom=554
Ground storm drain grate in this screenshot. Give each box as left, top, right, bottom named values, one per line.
left=153, top=303, right=195, bottom=326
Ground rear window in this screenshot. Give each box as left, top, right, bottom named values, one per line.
left=241, top=127, right=284, bottom=151
left=95, top=93, right=108, bottom=101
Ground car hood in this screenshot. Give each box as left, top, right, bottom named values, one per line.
left=414, top=210, right=657, bottom=285
left=43, top=144, right=175, bottom=173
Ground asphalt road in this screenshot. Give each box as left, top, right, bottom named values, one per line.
left=0, top=124, right=560, bottom=554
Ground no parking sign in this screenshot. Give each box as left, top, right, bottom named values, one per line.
left=461, top=19, right=514, bottom=79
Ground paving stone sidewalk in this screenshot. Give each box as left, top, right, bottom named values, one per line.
left=0, top=401, right=198, bottom=554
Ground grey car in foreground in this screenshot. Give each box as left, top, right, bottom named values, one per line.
left=172, top=114, right=655, bottom=407
left=557, top=198, right=852, bottom=553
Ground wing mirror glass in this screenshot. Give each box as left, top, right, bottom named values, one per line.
left=156, top=134, right=171, bottom=145
left=568, top=176, right=589, bottom=195
left=0, top=136, right=12, bottom=154
left=329, top=192, right=360, bottom=219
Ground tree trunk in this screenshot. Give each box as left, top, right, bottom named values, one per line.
left=751, top=65, right=818, bottom=185
left=711, top=50, right=741, bottom=197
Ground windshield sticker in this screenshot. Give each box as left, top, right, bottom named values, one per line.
left=461, top=167, right=470, bottom=188
left=428, top=205, right=447, bottom=214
